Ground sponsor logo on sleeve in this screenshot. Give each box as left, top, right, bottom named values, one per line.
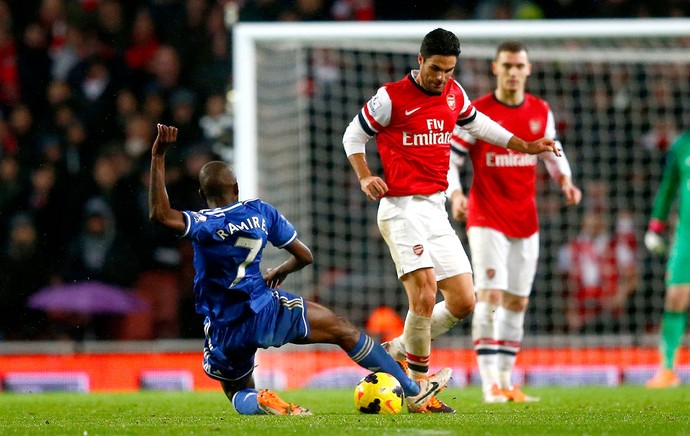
left=368, top=96, right=382, bottom=115
left=191, top=212, right=207, bottom=223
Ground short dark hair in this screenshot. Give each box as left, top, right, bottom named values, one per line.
left=495, top=41, right=528, bottom=58
left=420, top=28, right=461, bottom=59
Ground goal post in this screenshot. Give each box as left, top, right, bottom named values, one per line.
left=232, top=19, right=690, bottom=358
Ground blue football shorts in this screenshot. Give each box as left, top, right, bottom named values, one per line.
left=202, top=289, right=309, bottom=382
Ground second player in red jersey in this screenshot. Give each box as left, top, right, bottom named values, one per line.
left=451, top=92, right=557, bottom=238
left=448, top=41, right=581, bottom=404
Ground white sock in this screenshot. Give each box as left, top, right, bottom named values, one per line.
left=403, top=310, right=432, bottom=379
left=472, top=301, right=498, bottom=393
left=386, top=301, right=459, bottom=361
left=430, top=301, right=460, bottom=340
left=385, top=336, right=406, bottom=361
left=495, top=306, right=525, bottom=390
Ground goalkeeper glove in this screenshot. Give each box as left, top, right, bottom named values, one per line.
left=644, top=219, right=667, bottom=256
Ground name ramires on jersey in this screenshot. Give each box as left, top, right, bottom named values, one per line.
left=216, top=216, right=268, bottom=240
left=486, top=152, right=538, bottom=167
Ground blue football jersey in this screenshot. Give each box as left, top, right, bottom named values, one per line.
left=181, top=199, right=297, bottom=324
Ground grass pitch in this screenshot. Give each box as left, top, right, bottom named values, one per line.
left=1, top=386, right=688, bottom=435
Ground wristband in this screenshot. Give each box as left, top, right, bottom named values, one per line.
left=648, top=218, right=666, bottom=234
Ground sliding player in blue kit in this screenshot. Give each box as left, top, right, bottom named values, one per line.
left=148, top=123, right=452, bottom=415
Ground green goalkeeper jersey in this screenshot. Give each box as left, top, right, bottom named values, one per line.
left=651, top=130, right=690, bottom=285
left=651, top=131, right=690, bottom=225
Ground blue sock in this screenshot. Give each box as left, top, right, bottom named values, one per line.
left=231, top=388, right=264, bottom=415
left=347, top=332, right=420, bottom=397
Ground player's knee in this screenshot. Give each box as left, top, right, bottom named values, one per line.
left=409, top=290, right=437, bottom=316
left=503, top=294, right=528, bottom=312
left=448, top=292, right=475, bottom=319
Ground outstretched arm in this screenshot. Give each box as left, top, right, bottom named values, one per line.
left=461, top=110, right=560, bottom=156
left=149, top=123, right=186, bottom=233
left=507, top=136, right=560, bottom=156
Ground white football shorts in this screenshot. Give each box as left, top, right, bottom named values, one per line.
left=467, top=226, right=539, bottom=297
left=377, top=192, right=472, bottom=280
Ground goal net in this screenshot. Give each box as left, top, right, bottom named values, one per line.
left=233, top=19, right=690, bottom=384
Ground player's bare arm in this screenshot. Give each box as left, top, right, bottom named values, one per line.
left=559, top=175, right=582, bottom=206
left=149, top=123, right=186, bottom=233
left=450, top=189, right=468, bottom=221
left=347, top=153, right=388, bottom=201
left=507, top=136, right=560, bottom=156
left=263, top=238, right=314, bottom=289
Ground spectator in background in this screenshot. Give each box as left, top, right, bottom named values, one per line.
left=62, top=197, right=142, bottom=287
left=558, top=208, right=638, bottom=333
left=168, top=88, right=202, bottom=148
left=189, top=3, right=232, bottom=98
left=113, top=88, right=139, bottom=139
left=199, top=93, right=233, bottom=161
left=16, top=22, right=51, bottom=118
left=12, top=162, right=66, bottom=257
left=146, top=44, right=185, bottom=102
left=0, top=11, right=19, bottom=112
left=142, top=89, right=167, bottom=124
left=94, top=0, right=129, bottom=56
left=8, top=103, right=39, bottom=165
left=68, top=55, right=123, bottom=143
left=169, top=0, right=211, bottom=78
left=124, top=7, right=160, bottom=77
left=0, top=155, right=21, bottom=220
left=123, top=112, right=154, bottom=160
left=0, top=113, right=17, bottom=155
left=0, top=213, right=54, bottom=340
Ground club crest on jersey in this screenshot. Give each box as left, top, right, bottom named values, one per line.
left=447, top=94, right=456, bottom=110
left=486, top=268, right=495, bottom=279
left=413, top=244, right=424, bottom=256
left=529, top=119, right=542, bottom=135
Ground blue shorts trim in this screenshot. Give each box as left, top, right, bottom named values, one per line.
left=202, top=290, right=309, bottom=381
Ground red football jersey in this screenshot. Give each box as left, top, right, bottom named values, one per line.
left=358, top=72, right=475, bottom=197
left=453, top=93, right=554, bottom=238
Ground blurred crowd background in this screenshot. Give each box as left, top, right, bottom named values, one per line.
left=0, top=0, right=688, bottom=342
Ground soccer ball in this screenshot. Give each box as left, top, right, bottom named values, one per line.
left=353, top=372, right=404, bottom=415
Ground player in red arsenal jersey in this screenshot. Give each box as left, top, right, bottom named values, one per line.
left=447, top=41, right=582, bottom=403
left=342, top=29, right=560, bottom=413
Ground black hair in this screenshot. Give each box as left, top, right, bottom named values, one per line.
left=420, top=28, right=461, bottom=59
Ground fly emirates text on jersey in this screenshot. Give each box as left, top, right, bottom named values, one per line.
left=402, top=119, right=453, bottom=146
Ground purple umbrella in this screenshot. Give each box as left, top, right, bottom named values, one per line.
left=28, top=281, right=148, bottom=315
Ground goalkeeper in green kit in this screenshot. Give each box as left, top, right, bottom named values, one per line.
left=644, top=130, right=690, bottom=388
